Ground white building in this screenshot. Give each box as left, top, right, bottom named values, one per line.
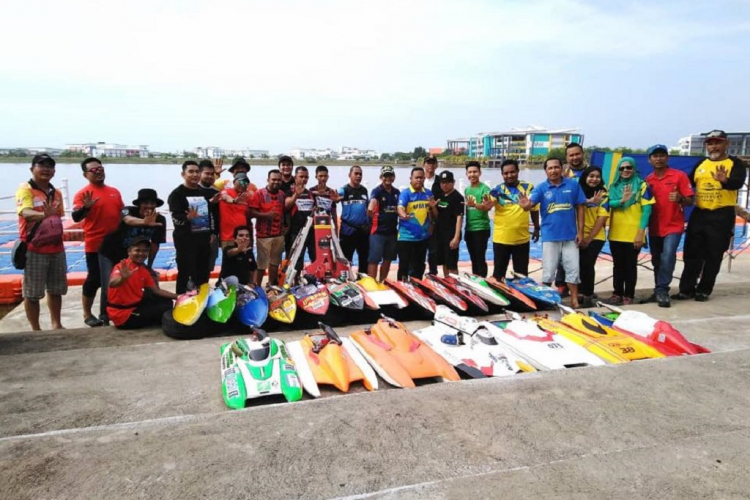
left=193, top=147, right=269, bottom=158
left=289, top=148, right=339, bottom=160
left=676, top=132, right=750, bottom=156
left=67, top=142, right=149, bottom=158
left=337, top=146, right=379, bottom=160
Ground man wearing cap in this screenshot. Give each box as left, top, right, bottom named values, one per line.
left=72, top=157, right=124, bottom=327
left=434, top=171, right=465, bottom=277
left=278, top=155, right=295, bottom=196
left=284, top=166, right=316, bottom=270
left=15, top=154, right=67, bottom=330
left=219, top=172, right=253, bottom=249
left=106, top=237, right=178, bottom=330
left=641, top=145, right=694, bottom=307
left=338, top=165, right=370, bottom=268
left=675, top=130, right=747, bottom=302
left=248, top=170, right=286, bottom=286
left=397, top=167, right=437, bottom=280
left=367, top=166, right=400, bottom=281
left=423, top=156, right=442, bottom=275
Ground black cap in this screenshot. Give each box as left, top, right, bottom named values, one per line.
left=233, top=172, right=249, bottom=182
left=424, top=155, right=438, bottom=164
left=31, top=154, right=56, bottom=167
left=704, top=130, right=728, bottom=141
left=132, top=188, right=165, bottom=207
left=128, top=236, right=152, bottom=248
left=278, top=155, right=294, bottom=166
left=439, top=170, right=455, bottom=182
left=229, top=157, right=251, bottom=173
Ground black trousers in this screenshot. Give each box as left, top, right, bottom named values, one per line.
left=427, top=234, right=439, bottom=275
left=578, top=239, right=604, bottom=296
left=610, top=240, right=639, bottom=298
left=397, top=240, right=429, bottom=280
left=679, top=207, right=735, bottom=296
left=492, top=242, right=530, bottom=280
left=340, top=229, right=370, bottom=268
left=118, top=296, right=173, bottom=330
left=465, top=230, right=490, bottom=277
left=174, top=234, right=212, bottom=294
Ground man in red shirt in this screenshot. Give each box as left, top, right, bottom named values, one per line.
left=15, top=154, right=67, bottom=331
left=107, top=237, right=178, bottom=329
left=642, top=145, right=694, bottom=307
left=72, top=157, right=124, bottom=326
left=248, top=169, right=286, bottom=287
left=219, top=172, right=253, bottom=248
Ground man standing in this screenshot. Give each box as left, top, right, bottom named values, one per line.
left=310, top=165, right=341, bottom=220
left=15, top=154, right=67, bottom=331
left=168, top=161, right=219, bottom=294
left=278, top=155, right=296, bottom=196
left=367, top=166, right=400, bottom=281
left=434, top=171, right=465, bottom=277
left=397, top=167, right=437, bottom=280
left=248, top=170, right=286, bottom=286
left=563, top=142, right=587, bottom=179
left=490, top=159, right=539, bottom=280
left=464, top=161, right=492, bottom=277
left=423, top=156, right=442, bottom=275
left=519, top=157, right=586, bottom=309
left=218, top=172, right=252, bottom=248
left=338, top=165, right=370, bottom=267
left=285, top=166, right=316, bottom=270
left=675, top=130, right=747, bottom=302
left=641, top=145, right=694, bottom=308
left=199, top=160, right=221, bottom=272
left=72, top=157, right=124, bottom=327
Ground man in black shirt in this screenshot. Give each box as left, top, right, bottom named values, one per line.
left=199, top=160, right=221, bottom=272
left=284, top=166, right=316, bottom=270
left=338, top=165, right=370, bottom=267
left=220, top=225, right=257, bottom=285
left=434, top=171, right=464, bottom=277
left=424, top=156, right=442, bottom=274
left=168, top=161, right=220, bottom=294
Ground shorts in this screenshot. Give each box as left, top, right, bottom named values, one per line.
left=256, top=236, right=285, bottom=269
left=82, top=252, right=101, bottom=297
left=542, top=241, right=580, bottom=284
left=434, top=237, right=460, bottom=270
left=23, top=251, right=69, bottom=300
left=368, top=234, right=397, bottom=264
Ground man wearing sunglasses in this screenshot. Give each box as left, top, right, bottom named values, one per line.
left=72, top=157, right=124, bottom=326
left=219, top=172, right=254, bottom=249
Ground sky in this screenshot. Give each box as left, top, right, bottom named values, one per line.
left=2, top=0, right=749, bottom=153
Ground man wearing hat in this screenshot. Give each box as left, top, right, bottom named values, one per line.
left=214, top=157, right=258, bottom=193
left=219, top=171, right=254, bottom=249
left=434, top=170, right=465, bottom=277
left=367, top=165, right=400, bottom=281
left=72, top=157, right=124, bottom=326
left=675, top=130, right=748, bottom=302
left=99, top=188, right=168, bottom=322
left=15, top=154, right=67, bottom=331
left=641, top=145, right=694, bottom=308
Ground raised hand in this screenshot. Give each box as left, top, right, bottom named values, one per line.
left=294, top=183, right=306, bottom=196
left=42, top=200, right=58, bottom=218
left=466, top=195, right=476, bottom=208
left=236, top=191, right=249, bottom=204
left=143, top=210, right=162, bottom=226
left=213, top=158, right=225, bottom=176
left=517, top=192, right=530, bottom=209
left=186, top=207, right=199, bottom=221
left=590, top=190, right=604, bottom=205
left=82, top=191, right=99, bottom=209
left=712, top=165, right=728, bottom=183
left=118, top=260, right=133, bottom=280
left=621, top=185, right=633, bottom=204
left=329, top=189, right=341, bottom=202
left=209, top=192, right=221, bottom=204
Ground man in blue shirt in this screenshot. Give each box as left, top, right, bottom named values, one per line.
left=397, top=167, right=437, bottom=280
left=519, top=157, right=586, bottom=308
left=338, top=165, right=370, bottom=269
left=367, top=166, right=400, bottom=281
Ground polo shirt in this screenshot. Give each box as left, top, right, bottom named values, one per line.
left=491, top=181, right=538, bottom=245
left=106, top=259, right=155, bottom=327
left=15, top=181, right=65, bottom=254
left=398, top=186, right=433, bottom=242
left=73, top=184, right=124, bottom=252
left=218, top=187, right=251, bottom=242
left=249, top=188, right=285, bottom=238
left=583, top=196, right=610, bottom=242
left=529, top=178, right=586, bottom=242
left=690, top=157, right=747, bottom=211
left=608, top=183, right=655, bottom=243
left=645, top=168, right=694, bottom=237
left=338, top=184, right=370, bottom=235
left=370, top=185, right=400, bottom=236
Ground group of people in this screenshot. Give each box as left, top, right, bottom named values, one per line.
left=16, top=128, right=746, bottom=331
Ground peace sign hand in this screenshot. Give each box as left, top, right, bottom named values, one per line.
left=712, top=165, right=728, bottom=183
left=82, top=191, right=99, bottom=209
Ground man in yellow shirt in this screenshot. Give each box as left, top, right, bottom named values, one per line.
left=675, top=130, right=747, bottom=302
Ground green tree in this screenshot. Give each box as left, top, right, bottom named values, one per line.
left=380, top=153, right=392, bottom=161
left=412, top=146, right=427, bottom=160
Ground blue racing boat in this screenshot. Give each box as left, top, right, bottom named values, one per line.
left=236, top=284, right=269, bottom=328
left=505, top=273, right=561, bottom=309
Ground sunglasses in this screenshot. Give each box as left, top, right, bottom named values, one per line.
left=619, top=166, right=634, bottom=171
left=87, top=166, right=104, bottom=174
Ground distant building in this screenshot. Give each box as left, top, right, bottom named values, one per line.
left=447, top=126, right=583, bottom=164
left=428, top=147, right=443, bottom=155
left=676, top=132, right=750, bottom=157
left=290, top=148, right=340, bottom=160
left=337, top=146, right=378, bottom=160
left=193, top=147, right=269, bottom=159
left=67, top=142, right=149, bottom=158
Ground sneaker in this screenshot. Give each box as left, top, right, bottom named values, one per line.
left=695, top=293, right=709, bottom=302
left=639, top=294, right=657, bottom=304
left=671, top=292, right=694, bottom=300
left=605, top=294, right=623, bottom=305
left=85, top=316, right=104, bottom=327
left=623, top=297, right=633, bottom=305
left=657, top=294, right=671, bottom=308
left=579, top=296, right=594, bottom=309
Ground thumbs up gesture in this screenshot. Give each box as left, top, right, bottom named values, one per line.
left=668, top=185, right=681, bottom=202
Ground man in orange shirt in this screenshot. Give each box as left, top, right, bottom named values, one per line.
left=218, top=172, right=253, bottom=248
left=15, top=154, right=67, bottom=331
left=72, top=157, right=124, bottom=326
left=107, top=237, right=177, bottom=329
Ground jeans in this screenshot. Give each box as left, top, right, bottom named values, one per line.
left=649, top=232, right=682, bottom=295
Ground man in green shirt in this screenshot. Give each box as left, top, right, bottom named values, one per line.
left=463, top=161, right=493, bottom=276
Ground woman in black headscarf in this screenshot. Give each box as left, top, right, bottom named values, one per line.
left=577, top=166, right=610, bottom=307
